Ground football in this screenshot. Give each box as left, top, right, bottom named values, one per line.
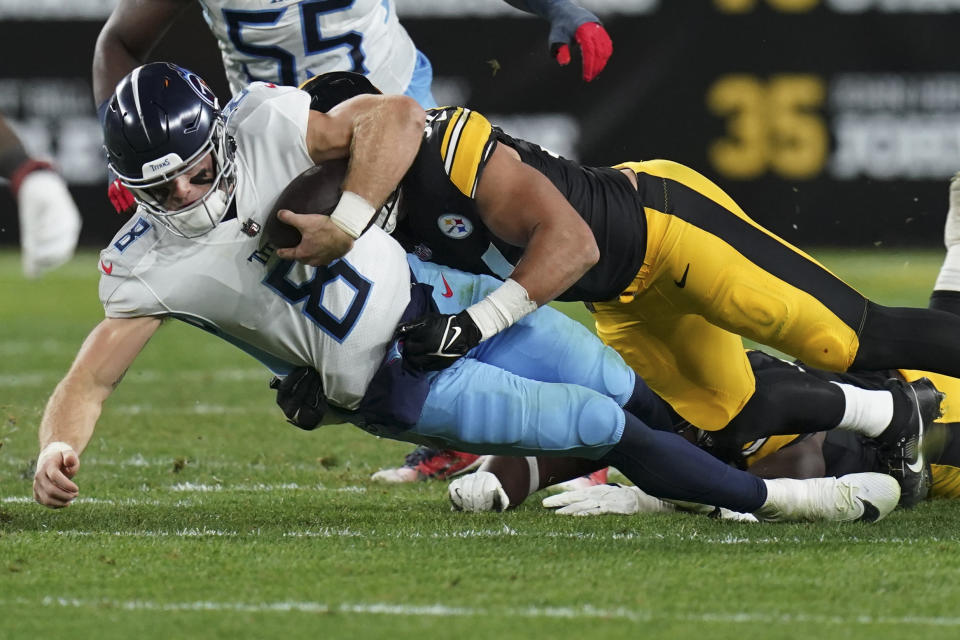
left=264, top=158, right=349, bottom=248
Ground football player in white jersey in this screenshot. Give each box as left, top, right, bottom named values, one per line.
left=92, top=0, right=613, bottom=481
left=93, top=0, right=613, bottom=112
left=32, top=63, right=900, bottom=525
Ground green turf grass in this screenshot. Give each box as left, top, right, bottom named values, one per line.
left=2, top=248, right=959, bottom=640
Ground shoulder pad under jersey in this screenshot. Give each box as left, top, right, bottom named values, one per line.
left=223, top=82, right=304, bottom=130
left=423, top=106, right=497, bottom=198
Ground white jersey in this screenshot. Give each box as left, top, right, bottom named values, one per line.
left=198, top=0, right=417, bottom=97
left=98, top=83, right=412, bottom=410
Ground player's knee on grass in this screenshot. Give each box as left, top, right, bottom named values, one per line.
left=746, top=433, right=827, bottom=480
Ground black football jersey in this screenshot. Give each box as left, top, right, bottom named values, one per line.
left=390, top=107, right=647, bottom=303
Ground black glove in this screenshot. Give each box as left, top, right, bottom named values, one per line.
left=269, top=366, right=328, bottom=430
left=396, top=310, right=482, bottom=371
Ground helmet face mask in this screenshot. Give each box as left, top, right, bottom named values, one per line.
left=103, top=63, right=239, bottom=238
left=116, top=119, right=238, bottom=238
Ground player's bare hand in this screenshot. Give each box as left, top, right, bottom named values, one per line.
left=275, top=210, right=354, bottom=266
left=33, top=442, right=80, bottom=508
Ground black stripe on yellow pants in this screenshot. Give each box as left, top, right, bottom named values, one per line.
left=594, top=160, right=867, bottom=429
left=631, top=162, right=867, bottom=331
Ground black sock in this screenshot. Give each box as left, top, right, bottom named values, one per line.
left=599, top=412, right=768, bottom=513
left=853, top=301, right=960, bottom=376
left=718, top=365, right=846, bottom=446
left=621, top=376, right=680, bottom=432
left=930, top=290, right=960, bottom=317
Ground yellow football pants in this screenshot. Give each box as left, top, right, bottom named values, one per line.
left=592, top=160, right=866, bottom=430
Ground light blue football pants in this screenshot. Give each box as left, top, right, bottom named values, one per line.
left=408, top=257, right=635, bottom=459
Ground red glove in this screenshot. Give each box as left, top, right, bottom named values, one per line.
left=553, top=22, right=613, bottom=82
left=108, top=178, right=136, bottom=215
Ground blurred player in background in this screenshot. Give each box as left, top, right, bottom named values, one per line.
left=92, top=0, right=612, bottom=111
left=0, top=113, right=82, bottom=278
left=33, top=64, right=901, bottom=527
left=92, top=0, right=612, bottom=483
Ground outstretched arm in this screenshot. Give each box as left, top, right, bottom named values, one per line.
left=276, top=93, right=425, bottom=266
left=396, top=143, right=598, bottom=370
left=92, top=0, right=191, bottom=106
left=474, top=144, right=599, bottom=307
left=33, top=316, right=161, bottom=508
left=502, top=0, right=613, bottom=82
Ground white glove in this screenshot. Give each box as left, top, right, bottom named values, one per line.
left=18, top=169, right=82, bottom=278
left=542, top=483, right=675, bottom=516
left=945, top=171, right=960, bottom=249
left=715, top=508, right=759, bottom=523
left=449, top=471, right=510, bottom=512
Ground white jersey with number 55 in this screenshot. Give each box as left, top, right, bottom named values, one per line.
left=199, top=0, right=416, bottom=96
left=97, top=82, right=412, bottom=410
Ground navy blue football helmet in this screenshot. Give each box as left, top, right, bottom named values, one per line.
left=103, top=62, right=237, bottom=237
left=300, top=71, right=382, bottom=113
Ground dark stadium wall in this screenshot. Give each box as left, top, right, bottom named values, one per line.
left=2, top=0, right=960, bottom=249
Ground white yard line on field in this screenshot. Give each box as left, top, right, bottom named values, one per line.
left=167, top=482, right=363, bottom=492
left=1, top=485, right=365, bottom=504
left=6, top=596, right=960, bottom=627
left=110, top=404, right=278, bottom=415
left=4, top=516, right=955, bottom=545
left=0, top=367, right=266, bottom=388
left=0, top=456, right=334, bottom=472
left=0, top=339, right=78, bottom=356
left=1, top=496, right=163, bottom=506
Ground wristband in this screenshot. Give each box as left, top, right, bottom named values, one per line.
left=37, top=441, right=75, bottom=468
left=10, top=159, right=54, bottom=198
left=330, top=190, right=376, bottom=239
left=525, top=456, right=539, bottom=496
left=464, top=278, right=538, bottom=341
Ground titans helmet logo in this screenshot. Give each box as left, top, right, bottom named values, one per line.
left=176, top=66, right=219, bottom=110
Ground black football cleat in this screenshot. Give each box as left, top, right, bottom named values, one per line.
left=878, top=377, right=944, bottom=508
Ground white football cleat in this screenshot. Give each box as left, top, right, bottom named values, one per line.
left=18, top=170, right=82, bottom=278
left=715, top=509, right=759, bottom=523
left=448, top=471, right=509, bottom=512
left=542, top=483, right=675, bottom=516
left=755, top=472, right=900, bottom=523
left=370, top=467, right=419, bottom=483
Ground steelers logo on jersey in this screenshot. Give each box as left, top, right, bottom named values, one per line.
left=438, top=215, right=473, bottom=239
